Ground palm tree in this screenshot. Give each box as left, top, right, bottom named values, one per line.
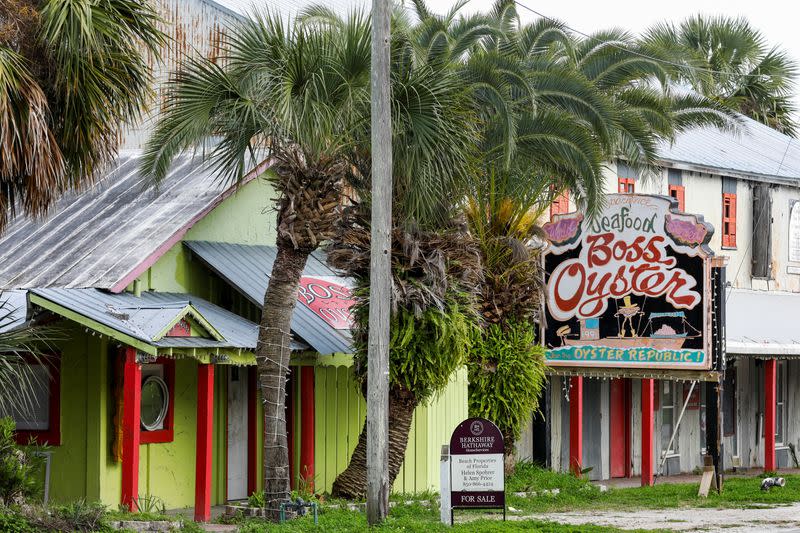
left=142, top=10, right=369, bottom=510
left=641, top=15, right=798, bottom=136
left=143, top=6, right=480, bottom=507
left=410, top=0, right=740, bottom=467
left=0, top=0, right=165, bottom=233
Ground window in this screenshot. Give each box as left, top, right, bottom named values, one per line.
left=668, top=185, right=685, bottom=211
left=140, top=359, right=175, bottom=444
left=0, top=356, right=61, bottom=445
left=722, top=193, right=737, bottom=248
left=661, top=380, right=678, bottom=454
left=550, top=190, right=570, bottom=218
left=668, top=169, right=685, bottom=210
left=617, top=162, right=637, bottom=193
left=618, top=178, right=635, bottom=193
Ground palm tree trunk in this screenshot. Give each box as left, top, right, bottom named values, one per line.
left=331, top=385, right=418, bottom=499
left=256, top=241, right=310, bottom=511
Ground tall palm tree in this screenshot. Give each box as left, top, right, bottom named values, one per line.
left=143, top=7, right=479, bottom=507
left=641, top=15, right=798, bottom=136
left=410, top=0, right=740, bottom=467
left=0, top=0, right=165, bottom=232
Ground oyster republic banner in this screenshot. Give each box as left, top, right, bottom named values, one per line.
left=542, top=194, right=714, bottom=370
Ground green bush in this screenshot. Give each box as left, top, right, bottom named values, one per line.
left=0, top=417, right=45, bottom=505
left=467, top=321, right=547, bottom=453
left=0, top=510, right=34, bottom=533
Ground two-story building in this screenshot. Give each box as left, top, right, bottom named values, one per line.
left=521, top=114, right=800, bottom=481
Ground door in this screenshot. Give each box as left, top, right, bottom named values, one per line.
left=609, top=378, right=630, bottom=478
left=227, top=367, right=248, bottom=500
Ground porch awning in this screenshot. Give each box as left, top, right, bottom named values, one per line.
left=184, top=241, right=353, bottom=355
left=727, top=288, right=800, bottom=356
left=26, top=287, right=306, bottom=360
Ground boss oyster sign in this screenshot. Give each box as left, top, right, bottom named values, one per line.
left=542, top=194, right=714, bottom=370
left=450, top=417, right=505, bottom=509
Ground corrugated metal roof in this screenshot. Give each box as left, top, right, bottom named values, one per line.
left=184, top=241, right=352, bottom=354
left=0, top=152, right=241, bottom=291
left=726, top=288, right=800, bottom=355
left=30, top=288, right=259, bottom=350
left=658, top=116, right=800, bottom=183
left=0, top=290, right=27, bottom=333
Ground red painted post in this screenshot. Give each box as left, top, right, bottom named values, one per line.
left=569, top=376, right=583, bottom=475
left=300, top=366, right=315, bottom=490
left=195, top=364, right=215, bottom=522
left=121, top=347, right=141, bottom=511
left=764, top=359, right=777, bottom=472
left=641, top=379, right=655, bottom=486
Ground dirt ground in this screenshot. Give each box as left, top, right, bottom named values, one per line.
left=521, top=503, right=800, bottom=532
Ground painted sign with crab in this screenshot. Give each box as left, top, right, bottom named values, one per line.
left=542, top=194, right=714, bottom=370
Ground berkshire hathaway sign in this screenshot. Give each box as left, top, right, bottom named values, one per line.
left=542, top=194, right=715, bottom=370
left=450, top=417, right=505, bottom=509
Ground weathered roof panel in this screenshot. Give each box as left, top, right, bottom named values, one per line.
left=30, top=288, right=259, bottom=350
left=657, top=116, right=800, bottom=183
left=184, top=241, right=352, bottom=354
left=0, top=153, right=241, bottom=291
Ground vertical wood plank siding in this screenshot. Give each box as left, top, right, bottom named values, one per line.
left=313, top=365, right=468, bottom=494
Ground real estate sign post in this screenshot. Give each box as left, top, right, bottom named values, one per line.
left=449, top=417, right=505, bottom=524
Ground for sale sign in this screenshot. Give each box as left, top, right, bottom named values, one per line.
left=450, top=417, right=505, bottom=509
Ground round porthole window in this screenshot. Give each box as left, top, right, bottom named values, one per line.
left=140, top=376, right=169, bottom=431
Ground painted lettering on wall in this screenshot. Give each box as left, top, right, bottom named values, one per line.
left=296, top=276, right=354, bottom=330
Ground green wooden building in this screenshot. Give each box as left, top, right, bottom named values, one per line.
left=0, top=153, right=467, bottom=520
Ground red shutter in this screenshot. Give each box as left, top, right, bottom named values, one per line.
left=722, top=193, right=737, bottom=248
left=550, top=190, right=570, bottom=218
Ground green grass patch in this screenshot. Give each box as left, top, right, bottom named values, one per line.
left=235, top=504, right=660, bottom=532
left=505, top=463, right=800, bottom=514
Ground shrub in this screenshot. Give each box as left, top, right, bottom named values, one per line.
left=0, top=509, right=34, bottom=533
left=467, top=321, right=547, bottom=460
left=0, top=417, right=45, bottom=505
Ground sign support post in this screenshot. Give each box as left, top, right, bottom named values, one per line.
left=569, top=376, right=583, bottom=475
left=641, top=378, right=654, bottom=486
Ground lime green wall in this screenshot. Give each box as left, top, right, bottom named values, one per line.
left=313, top=364, right=468, bottom=494
left=138, top=176, right=277, bottom=295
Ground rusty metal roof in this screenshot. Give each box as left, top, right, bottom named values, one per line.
left=0, top=152, right=246, bottom=291
left=658, top=115, right=800, bottom=184
left=184, top=240, right=353, bottom=354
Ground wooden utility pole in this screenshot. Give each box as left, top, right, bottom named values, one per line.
left=367, top=0, right=392, bottom=525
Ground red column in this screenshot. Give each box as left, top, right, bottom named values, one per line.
left=121, top=347, right=141, bottom=510
left=569, top=376, right=583, bottom=475
left=195, top=364, right=214, bottom=522
left=765, top=359, right=777, bottom=472
left=641, top=379, right=654, bottom=486
left=247, top=368, right=258, bottom=496
left=300, top=366, right=315, bottom=490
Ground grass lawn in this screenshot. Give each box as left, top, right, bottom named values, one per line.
left=506, top=463, right=800, bottom=514
left=231, top=503, right=663, bottom=532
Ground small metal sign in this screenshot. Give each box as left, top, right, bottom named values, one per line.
left=449, top=417, right=505, bottom=522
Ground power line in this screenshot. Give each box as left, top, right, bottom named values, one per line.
left=512, top=0, right=790, bottom=81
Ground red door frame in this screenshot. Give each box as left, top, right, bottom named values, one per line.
left=195, top=364, right=215, bottom=522
left=120, top=347, right=141, bottom=511
left=764, top=359, right=777, bottom=472
left=569, top=376, right=583, bottom=475
left=641, top=379, right=655, bottom=486
left=609, top=378, right=631, bottom=478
